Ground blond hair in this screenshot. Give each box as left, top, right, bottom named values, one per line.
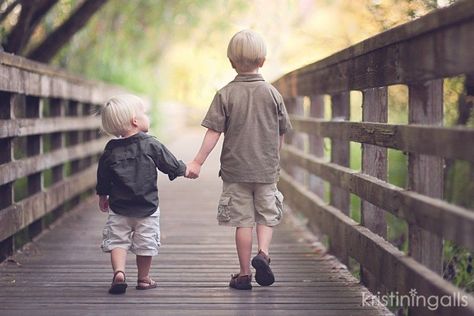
left=101, top=94, right=144, bottom=137
left=227, top=29, right=266, bottom=72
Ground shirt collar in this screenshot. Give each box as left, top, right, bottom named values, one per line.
left=232, top=73, right=265, bottom=83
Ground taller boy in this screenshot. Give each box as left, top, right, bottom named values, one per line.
left=187, top=30, right=292, bottom=290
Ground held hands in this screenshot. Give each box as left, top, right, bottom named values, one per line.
left=185, top=160, right=201, bottom=179
left=98, top=195, right=109, bottom=212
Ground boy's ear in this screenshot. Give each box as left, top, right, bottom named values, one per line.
left=131, top=116, right=138, bottom=127
left=229, top=59, right=236, bottom=69
left=258, top=58, right=266, bottom=67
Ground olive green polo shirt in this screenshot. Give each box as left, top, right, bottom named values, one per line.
left=202, top=73, right=292, bottom=183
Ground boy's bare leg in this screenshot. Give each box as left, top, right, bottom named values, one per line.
left=235, top=227, right=253, bottom=275
left=136, top=255, right=153, bottom=282
left=111, top=248, right=127, bottom=281
left=256, top=224, right=273, bottom=255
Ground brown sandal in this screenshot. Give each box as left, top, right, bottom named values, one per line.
left=109, top=270, right=127, bottom=294
left=136, top=276, right=157, bottom=290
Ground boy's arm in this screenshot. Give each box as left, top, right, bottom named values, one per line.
left=98, top=195, right=109, bottom=212
left=150, top=140, right=187, bottom=181
left=96, top=154, right=111, bottom=212
left=187, top=128, right=221, bottom=179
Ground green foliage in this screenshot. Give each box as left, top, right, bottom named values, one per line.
left=444, top=241, right=474, bottom=292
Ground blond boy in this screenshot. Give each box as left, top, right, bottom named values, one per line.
left=97, top=94, right=187, bottom=294
left=187, top=30, right=292, bottom=290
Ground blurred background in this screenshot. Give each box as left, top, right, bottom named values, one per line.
left=1, top=0, right=471, bottom=293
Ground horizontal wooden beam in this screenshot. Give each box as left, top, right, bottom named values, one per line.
left=290, top=116, right=474, bottom=162
left=281, top=145, right=474, bottom=251
left=273, top=1, right=474, bottom=95
left=0, top=138, right=106, bottom=186
left=0, top=117, right=101, bottom=138
left=0, top=52, right=125, bottom=103
left=278, top=171, right=474, bottom=316
left=0, top=164, right=97, bottom=242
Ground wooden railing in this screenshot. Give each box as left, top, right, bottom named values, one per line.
left=0, top=52, right=125, bottom=261
left=274, top=1, right=474, bottom=315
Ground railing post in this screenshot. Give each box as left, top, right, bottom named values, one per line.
left=408, top=80, right=444, bottom=274
left=330, top=93, right=350, bottom=213
left=330, top=92, right=350, bottom=265
left=50, top=99, right=65, bottom=184
left=308, top=95, right=325, bottom=196
left=0, top=92, right=13, bottom=261
left=308, top=95, right=325, bottom=238
left=360, top=87, right=388, bottom=292
left=26, top=96, right=44, bottom=238
left=285, top=96, right=305, bottom=184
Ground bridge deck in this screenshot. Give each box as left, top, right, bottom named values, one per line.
left=0, top=131, right=391, bottom=316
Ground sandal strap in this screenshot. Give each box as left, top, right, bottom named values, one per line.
left=112, top=270, right=126, bottom=282
left=137, top=277, right=154, bottom=284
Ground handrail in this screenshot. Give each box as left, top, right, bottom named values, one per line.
left=0, top=51, right=128, bottom=262
left=274, top=1, right=474, bottom=315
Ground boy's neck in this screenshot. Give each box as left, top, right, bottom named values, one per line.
left=121, top=129, right=140, bottom=138
left=237, top=68, right=260, bottom=75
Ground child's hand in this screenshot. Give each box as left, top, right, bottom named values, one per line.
left=98, top=195, right=109, bottom=212
left=186, top=161, right=201, bottom=179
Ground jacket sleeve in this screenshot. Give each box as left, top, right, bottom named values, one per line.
left=149, top=139, right=186, bottom=181
left=96, top=153, right=111, bottom=195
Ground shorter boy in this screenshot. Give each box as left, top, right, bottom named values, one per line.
left=96, top=94, right=186, bottom=294
left=187, top=30, right=292, bottom=290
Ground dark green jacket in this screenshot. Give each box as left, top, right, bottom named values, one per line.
left=96, top=132, right=185, bottom=217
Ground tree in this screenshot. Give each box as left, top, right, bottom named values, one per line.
left=27, top=0, right=107, bottom=63
left=3, top=0, right=58, bottom=55
left=1, top=0, right=108, bottom=63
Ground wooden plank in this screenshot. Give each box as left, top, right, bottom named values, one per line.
left=0, top=91, right=13, bottom=211
left=0, top=116, right=101, bottom=138
left=329, top=93, right=350, bottom=214
left=408, top=80, right=444, bottom=274
left=329, top=93, right=350, bottom=265
left=308, top=95, right=325, bottom=197
left=361, top=87, right=387, bottom=236
left=0, top=132, right=391, bottom=316
left=308, top=95, right=325, bottom=238
left=0, top=138, right=106, bottom=186
left=289, top=117, right=474, bottom=162
left=279, top=171, right=474, bottom=316
left=273, top=1, right=474, bottom=95
left=0, top=52, right=125, bottom=104
left=360, top=87, right=388, bottom=293
left=285, top=97, right=305, bottom=184
left=0, top=164, right=97, bottom=242
left=281, top=145, right=474, bottom=252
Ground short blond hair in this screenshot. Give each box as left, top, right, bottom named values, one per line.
left=227, top=29, right=266, bottom=72
left=101, top=94, right=144, bottom=137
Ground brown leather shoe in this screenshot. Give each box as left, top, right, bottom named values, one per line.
left=251, top=250, right=275, bottom=286
left=229, top=273, right=252, bottom=290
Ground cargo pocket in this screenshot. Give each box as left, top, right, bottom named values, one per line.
left=275, top=191, right=284, bottom=220
left=217, top=196, right=232, bottom=222
left=155, top=232, right=161, bottom=248
left=101, top=227, right=111, bottom=251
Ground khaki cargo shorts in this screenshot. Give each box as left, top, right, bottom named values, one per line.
left=101, top=211, right=160, bottom=256
left=217, top=181, right=284, bottom=227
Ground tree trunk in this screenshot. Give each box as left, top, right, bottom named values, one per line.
left=0, top=0, right=20, bottom=25
left=27, top=0, right=108, bottom=63
left=3, top=0, right=58, bottom=55
left=3, top=0, right=36, bottom=54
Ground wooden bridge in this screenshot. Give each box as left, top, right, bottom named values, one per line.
left=1, top=2, right=473, bottom=315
